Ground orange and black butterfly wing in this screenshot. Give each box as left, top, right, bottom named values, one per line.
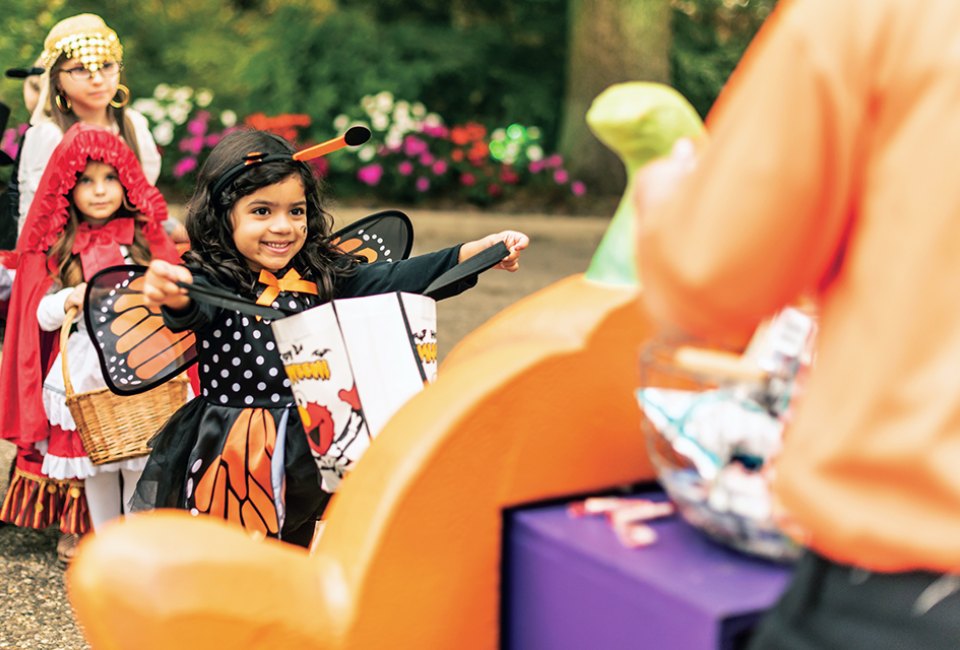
left=84, top=265, right=197, bottom=396
left=328, top=209, right=413, bottom=263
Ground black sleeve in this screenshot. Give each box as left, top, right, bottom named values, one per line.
left=335, top=245, right=477, bottom=300
left=159, top=273, right=222, bottom=332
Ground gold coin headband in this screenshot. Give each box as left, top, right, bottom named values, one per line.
left=41, top=32, right=123, bottom=71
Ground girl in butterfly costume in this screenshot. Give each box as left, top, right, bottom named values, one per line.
left=0, top=123, right=180, bottom=534
left=137, top=129, right=528, bottom=547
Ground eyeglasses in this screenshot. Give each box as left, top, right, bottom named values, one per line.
left=58, top=61, right=122, bottom=81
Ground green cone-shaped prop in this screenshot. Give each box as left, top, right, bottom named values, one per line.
left=585, top=82, right=705, bottom=286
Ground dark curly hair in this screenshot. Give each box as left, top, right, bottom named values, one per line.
left=183, top=129, right=356, bottom=300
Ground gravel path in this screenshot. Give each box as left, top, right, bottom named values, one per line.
left=0, top=207, right=609, bottom=648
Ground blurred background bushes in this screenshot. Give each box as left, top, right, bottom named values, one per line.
left=0, top=0, right=776, bottom=209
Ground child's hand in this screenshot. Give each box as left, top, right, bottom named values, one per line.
left=460, top=230, right=530, bottom=272
left=143, top=259, right=193, bottom=311
left=64, top=282, right=87, bottom=313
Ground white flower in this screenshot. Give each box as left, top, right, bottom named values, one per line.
left=220, top=110, right=237, bottom=128
left=371, top=113, right=389, bottom=131
left=195, top=89, right=214, bottom=107
left=357, top=144, right=376, bottom=162
left=152, top=120, right=175, bottom=146
left=172, top=86, right=194, bottom=102
left=131, top=98, right=157, bottom=116
left=393, top=100, right=410, bottom=123
left=375, top=91, right=394, bottom=113
left=361, top=95, right=376, bottom=113
left=423, top=113, right=443, bottom=127
left=384, top=129, right=403, bottom=150
left=333, top=114, right=350, bottom=130
left=525, top=144, right=544, bottom=162
left=491, top=127, right=506, bottom=142
left=411, top=102, right=426, bottom=118
left=168, top=103, right=190, bottom=125
left=154, top=83, right=172, bottom=100
left=527, top=126, right=542, bottom=140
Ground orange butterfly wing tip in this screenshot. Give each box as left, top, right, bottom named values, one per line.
left=134, top=332, right=196, bottom=380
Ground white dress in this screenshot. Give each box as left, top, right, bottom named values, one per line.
left=17, top=109, right=161, bottom=235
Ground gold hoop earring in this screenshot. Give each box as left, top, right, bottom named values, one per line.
left=54, top=92, right=72, bottom=113
left=110, top=84, right=130, bottom=109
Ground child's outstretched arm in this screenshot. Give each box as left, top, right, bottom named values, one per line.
left=459, top=230, right=530, bottom=272
left=143, top=259, right=194, bottom=310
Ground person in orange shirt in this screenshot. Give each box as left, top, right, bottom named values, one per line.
left=635, top=0, right=960, bottom=647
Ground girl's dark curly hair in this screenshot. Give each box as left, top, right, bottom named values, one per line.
left=183, top=129, right=356, bottom=300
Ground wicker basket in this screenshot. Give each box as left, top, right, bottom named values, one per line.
left=61, top=307, right=188, bottom=465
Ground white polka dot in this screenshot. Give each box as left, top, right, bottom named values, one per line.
left=283, top=378, right=291, bottom=387
left=225, top=318, right=232, bottom=327
left=232, top=383, right=240, bottom=392
left=271, top=301, right=279, bottom=309
left=257, top=382, right=267, bottom=391
left=203, top=364, right=209, bottom=373
left=253, top=330, right=261, bottom=339
left=202, top=340, right=210, bottom=349
left=244, top=396, right=254, bottom=405
left=265, top=341, right=275, bottom=351
left=270, top=394, right=280, bottom=402
left=220, top=395, right=228, bottom=404
left=190, top=508, right=199, bottom=516
left=288, top=300, right=297, bottom=309
left=242, top=317, right=250, bottom=326
left=243, top=344, right=252, bottom=353
left=211, top=379, right=218, bottom=388
left=232, top=358, right=241, bottom=366
left=203, top=388, right=209, bottom=396
left=233, top=331, right=242, bottom=340
left=222, top=343, right=231, bottom=352
left=213, top=329, right=222, bottom=338
left=212, top=353, right=220, bottom=363
left=220, top=369, right=229, bottom=378
left=191, top=458, right=203, bottom=473
left=255, top=356, right=264, bottom=365
left=243, top=370, right=253, bottom=379
left=268, top=367, right=278, bottom=377
left=185, top=478, right=194, bottom=498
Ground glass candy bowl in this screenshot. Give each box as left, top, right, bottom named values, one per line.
left=637, top=342, right=803, bottom=563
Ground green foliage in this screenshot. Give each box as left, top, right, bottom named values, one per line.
left=670, top=0, right=778, bottom=118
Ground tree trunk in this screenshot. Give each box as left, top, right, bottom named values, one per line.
left=558, top=0, right=672, bottom=196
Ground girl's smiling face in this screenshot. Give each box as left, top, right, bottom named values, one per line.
left=230, top=174, right=308, bottom=272
left=72, top=161, right=124, bottom=224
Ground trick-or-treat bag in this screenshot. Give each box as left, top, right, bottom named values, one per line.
left=272, top=242, right=508, bottom=491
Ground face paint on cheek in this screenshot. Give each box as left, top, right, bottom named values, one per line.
left=300, top=225, right=307, bottom=236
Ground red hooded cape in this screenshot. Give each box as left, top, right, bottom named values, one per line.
left=0, top=123, right=180, bottom=448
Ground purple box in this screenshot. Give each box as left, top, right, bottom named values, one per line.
left=503, top=492, right=793, bottom=650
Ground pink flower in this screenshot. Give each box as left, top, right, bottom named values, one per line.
left=571, top=180, right=586, bottom=196
left=186, top=112, right=210, bottom=136
left=397, top=161, right=414, bottom=176
left=415, top=177, right=431, bottom=193
left=173, top=157, right=198, bottom=179
left=553, top=169, right=569, bottom=184
left=420, top=124, right=449, bottom=138
left=204, top=134, right=222, bottom=148
left=528, top=160, right=544, bottom=174
left=500, top=168, right=519, bottom=185
left=431, top=160, right=448, bottom=175
left=403, top=136, right=428, bottom=157
left=460, top=173, right=476, bottom=187
left=178, top=136, right=203, bottom=155
left=487, top=183, right=502, bottom=198
left=358, top=164, right=384, bottom=186
left=419, top=153, right=434, bottom=166
left=545, top=154, right=563, bottom=168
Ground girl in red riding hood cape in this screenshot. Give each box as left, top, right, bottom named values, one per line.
left=0, top=123, right=179, bottom=539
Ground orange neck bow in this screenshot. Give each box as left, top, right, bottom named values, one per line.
left=256, top=268, right=318, bottom=307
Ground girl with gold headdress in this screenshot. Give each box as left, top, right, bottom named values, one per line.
left=16, top=13, right=162, bottom=236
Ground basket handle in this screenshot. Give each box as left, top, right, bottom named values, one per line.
left=61, top=306, right=78, bottom=399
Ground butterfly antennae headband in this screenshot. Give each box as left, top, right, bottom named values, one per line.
left=210, top=125, right=371, bottom=203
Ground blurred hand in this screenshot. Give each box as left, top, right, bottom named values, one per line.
left=460, top=230, right=530, bottom=272
left=143, top=259, right=193, bottom=310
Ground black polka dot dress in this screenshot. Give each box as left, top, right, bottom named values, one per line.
left=131, top=246, right=477, bottom=544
